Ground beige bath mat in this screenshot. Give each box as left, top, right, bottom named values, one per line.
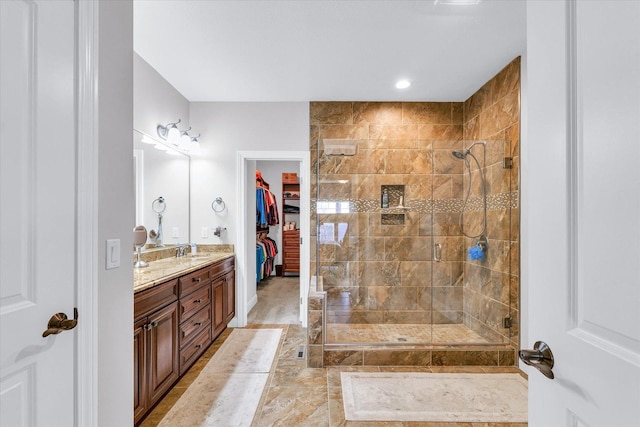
left=341, top=372, right=527, bottom=423
left=159, top=328, right=282, bottom=427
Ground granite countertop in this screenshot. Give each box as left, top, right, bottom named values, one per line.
left=133, top=252, right=234, bottom=294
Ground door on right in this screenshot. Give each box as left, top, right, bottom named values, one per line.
left=526, top=1, right=640, bottom=426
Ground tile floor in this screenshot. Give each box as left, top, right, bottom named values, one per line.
left=326, top=323, right=490, bottom=345
left=141, top=324, right=527, bottom=426
left=140, top=277, right=527, bottom=426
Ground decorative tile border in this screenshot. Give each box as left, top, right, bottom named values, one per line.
left=312, top=191, right=518, bottom=214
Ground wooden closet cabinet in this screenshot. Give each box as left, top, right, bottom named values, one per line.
left=282, top=177, right=300, bottom=275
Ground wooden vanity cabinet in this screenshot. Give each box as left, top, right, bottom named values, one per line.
left=178, top=269, right=212, bottom=375
left=133, top=279, right=180, bottom=425
left=134, top=256, right=235, bottom=425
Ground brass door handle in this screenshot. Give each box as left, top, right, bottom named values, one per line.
left=42, top=308, right=78, bottom=337
left=519, top=340, right=554, bottom=379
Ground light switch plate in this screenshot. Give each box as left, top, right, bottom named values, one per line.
left=172, top=227, right=180, bottom=238
left=106, top=239, right=120, bottom=269
left=201, top=227, right=208, bottom=238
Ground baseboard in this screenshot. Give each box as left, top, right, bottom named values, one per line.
left=248, top=294, right=258, bottom=313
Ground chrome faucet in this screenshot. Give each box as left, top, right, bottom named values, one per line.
left=176, top=245, right=189, bottom=257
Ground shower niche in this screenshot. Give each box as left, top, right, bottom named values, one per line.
left=380, top=185, right=406, bottom=225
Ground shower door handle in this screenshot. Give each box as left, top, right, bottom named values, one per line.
left=433, top=243, right=442, bottom=262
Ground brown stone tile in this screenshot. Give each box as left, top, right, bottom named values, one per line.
left=385, top=149, right=433, bottom=175
left=309, top=296, right=323, bottom=310
left=491, top=57, right=521, bottom=104
left=400, top=261, right=432, bottom=287
left=367, top=286, right=418, bottom=311
left=464, top=79, right=493, bottom=121
left=353, top=102, right=403, bottom=124
left=308, top=310, right=323, bottom=344
left=324, top=349, right=364, bottom=366
left=383, top=311, right=433, bottom=325
left=431, top=350, right=499, bottom=366
left=403, top=102, right=453, bottom=125
left=452, top=102, right=464, bottom=124
left=433, top=149, right=464, bottom=174
left=432, top=286, right=463, bottom=311
left=271, top=359, right=328, bottom=387
left=418, top=124, right=463, bottom=142
left=311, top=101, right=352, bottom=125
left=383, top=237, right=433, bottom=261
left=369, top=123, right=420, bottom=142
left=357, top=261, right=401, bottom=287
left=320, top=124, right=369, bottom=140
left=405, top=174, right=433, bottom=200
left=255, top=386, right=329, bottom=427
left=308, top=344, right=324, bottom=368
left=499, top=349, right=516, bottom=366
left=363, top=350, right=431, bottom=366
left=505, top=122, right=520, bottom=157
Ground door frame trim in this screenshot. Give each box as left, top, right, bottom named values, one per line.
left=76, top=1, right=99, bottom=425
left=235, top=151, right=311, bottom=328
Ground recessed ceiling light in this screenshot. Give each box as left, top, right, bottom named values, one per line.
left=395, top=79, right=411, bottom=89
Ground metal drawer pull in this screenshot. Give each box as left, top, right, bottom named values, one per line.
left=193, top=277, right=201, bottom=283
left=194, top=299, right=202, bottom=304
left=195, top=344, right=202, bottom=349
left=194, top=322, right=202, bottom=326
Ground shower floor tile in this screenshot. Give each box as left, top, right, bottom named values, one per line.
left=326, top=323, right=490, bottom=344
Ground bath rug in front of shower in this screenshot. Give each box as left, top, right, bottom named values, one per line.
left=158, top=328, right=282, bottom=427
left=341, top=372, right=527, bottom=422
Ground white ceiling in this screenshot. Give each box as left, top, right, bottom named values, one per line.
left=133, top=0, right=526, bottom=102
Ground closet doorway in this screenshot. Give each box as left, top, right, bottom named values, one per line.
left=236, top=151, right=310, bottom=328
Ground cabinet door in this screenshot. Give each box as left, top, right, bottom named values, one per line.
left=224, top=272, right=236, bottom=323
left=212, top=279, right=225, bottom=338
left=147, top=301, right=180, bottom=405
left=133, top=318, right=148, bottom=424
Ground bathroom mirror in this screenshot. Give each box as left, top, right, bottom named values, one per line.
left=133, top=129, right=190, bottom=249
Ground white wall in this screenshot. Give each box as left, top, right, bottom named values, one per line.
left=97, top=2, right=134, bottom=425
left=134, top=53, right=190, bottom=139
left=189, top=102, right=309, bottom=308
left=256, top=160, right=301, bottom=268
left=189, top=102, right=308, bottom=245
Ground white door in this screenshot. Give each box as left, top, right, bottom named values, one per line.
left=1, top=1, right=78, bottom=425
left=526, top=1, right=640, bottom=426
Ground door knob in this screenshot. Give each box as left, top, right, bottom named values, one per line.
left=519, top=340, right=554, bottom=379
left=42, top=308, right=78, bottom=337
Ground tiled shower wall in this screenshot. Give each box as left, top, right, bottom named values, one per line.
left=309, top=57, right=520, bottom=350
left=462, top=57, right=521, bottom=348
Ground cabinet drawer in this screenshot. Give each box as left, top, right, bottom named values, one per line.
left=180, top=327, right=211, bottom=375
left=180, top=304, right=211, bottom=349
left=180, top=285, right=211, bottom=321
left=134, top=279, right=178, bottom=320
left=179, top=267, right=210, bottom=297
left=209, top=256, right=235, bottom=280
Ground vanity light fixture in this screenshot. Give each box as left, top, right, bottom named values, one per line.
left=189, top=134, right=202, bottom=155
left=156, top=119, right=202, bottom=155
left=178, top=127, right=192, bottom=151
left=157, top=119, right=182, bottom=144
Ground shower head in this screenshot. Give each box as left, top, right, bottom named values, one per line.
left=452, top=149, right=468, bottom=160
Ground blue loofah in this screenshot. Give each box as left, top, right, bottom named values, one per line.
left=468, top=246, right=485, bottom=261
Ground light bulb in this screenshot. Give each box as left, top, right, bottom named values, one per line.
left=166, top=127, right=180, bottom=145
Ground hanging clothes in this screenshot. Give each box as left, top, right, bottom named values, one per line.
left=256, top=233, right=278, bottom=282
left=255, top=171, right=280, bottom=227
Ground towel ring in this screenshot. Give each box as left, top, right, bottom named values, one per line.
left=211, top=197, right=226, bottom=213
